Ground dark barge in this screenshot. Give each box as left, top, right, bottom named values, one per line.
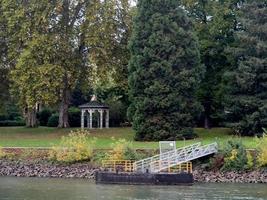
left=95, top=171, right=193, bottom=185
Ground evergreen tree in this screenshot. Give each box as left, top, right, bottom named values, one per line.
left=128, top=0, right=202, bottom=141
left=224, top=0, right=267, bottom=136
left=182, top=0, right=241, bottom=128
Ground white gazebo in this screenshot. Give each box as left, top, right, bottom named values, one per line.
left=79, top=98, right=109, bottom=129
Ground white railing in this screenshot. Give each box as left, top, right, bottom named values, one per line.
left=133, top=142, right=218, bottom=173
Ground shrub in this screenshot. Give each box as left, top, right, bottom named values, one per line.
left=47, top=113, right=59, bottom=127
left=109, top=138, right=138, bottom=160
left=92, top=151, right=108, bottom=164
left=37, top=109, right=52, bottom=126
left=0, top=147, right=5, bottom=158
left=49, top=129, right=95, bottom=163
left=255, top=132, right=267, bottom=167
left=68, top=107, right=81, bottom=127
left=246, top=151, right=254, bottom=169
left=176, top=128, right=198, bottom=140
left=0, top=120, right=25, bottom=126
left=222, top=140, right=248, bottom=171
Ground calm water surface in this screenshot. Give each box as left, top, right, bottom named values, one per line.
left=0, top=177, right=266, bottom=200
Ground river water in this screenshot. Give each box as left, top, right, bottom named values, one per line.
left=0, top=177, right=266, bottom=200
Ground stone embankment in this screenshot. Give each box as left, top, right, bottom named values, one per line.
left=193, top=168, right=267, bottom=183
left=0, top=159, right=96, bottom=179
left=0, top=159, right=266, bottom=183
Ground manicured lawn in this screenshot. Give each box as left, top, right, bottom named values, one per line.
left=0, top=126, right=258, bottom=149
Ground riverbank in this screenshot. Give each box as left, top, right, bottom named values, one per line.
left=0, top=159, right=266, bottom=183
left=193, top=168, right=267, bottom=183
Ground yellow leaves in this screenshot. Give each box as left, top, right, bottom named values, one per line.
left=246, top=151, right=254, bottom=169
left=109, top=138, right=132, bottom=160
left=10, top=35, right=66, bottom=108
left=230, top=149, right=238, bottom=161
left=0, top=147, right=5, bottom=158
left=255, top=134, right=267, bottom=167
left=49, top=129, right=96, bottom=163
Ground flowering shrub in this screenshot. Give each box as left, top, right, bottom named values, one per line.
left=49, top=129, right=95, bottom=163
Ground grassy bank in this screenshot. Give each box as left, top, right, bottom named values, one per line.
left=0, top=127, right=258, bottom=149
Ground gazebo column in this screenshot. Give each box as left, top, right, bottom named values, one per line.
left=105, top=110, right=109, bottom=128
left=81, top=110, right=85, bottom=129
left=99, top=110, right=103, bottom=129
left=86, top=111, right=90, bottom=128
left=89, top=110, right=93, bottom=129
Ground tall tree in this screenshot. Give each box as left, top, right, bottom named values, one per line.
left=3, top=0, right=87, bottom=127
left=84, top=0, right=133, bottom=102
left=10, top=35, right=65, bottom=127
left=128, top=0, right=202, bottom=141
left=2, top=0, right=56, bottom=126
left=224, top=0, right=267, bottom=136
left=182, top=0, right=241, bottom=128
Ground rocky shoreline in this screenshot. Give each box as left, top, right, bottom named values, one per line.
left=193, top=168, right=267, bottom=183
left=0, top=159, right=97, bottom=179
left=0, top=159, right=266, bottom=183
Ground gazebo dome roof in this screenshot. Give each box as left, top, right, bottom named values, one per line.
left=79, top=101, right=109, bottom=109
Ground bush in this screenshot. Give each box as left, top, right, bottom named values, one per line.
left=49, top=129, right=95, bottom=163
left=0, top=120, right=25, bottom=126
left=0, top=147, right=5, bottom=158
left=47, top=113, right=59, bottom=127
left=176, top=128, right=198, bottom=140
left=221, top=140, right=248, bottom=171
left=68, top=107, right=80, bottom=127
left=109, top=138, right=138, bottom=160
left=255, top=131, right=267, bottom=167
left=37, top=109, right=52, bottom=126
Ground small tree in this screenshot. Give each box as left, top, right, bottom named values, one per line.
left=128, top=0, right=202, bottom=140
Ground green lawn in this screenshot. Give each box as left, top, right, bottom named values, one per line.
left=0, top=126, right=258, bottom=149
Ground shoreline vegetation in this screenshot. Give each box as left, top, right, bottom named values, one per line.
left=0, top=159, right=266, bottom=184
left=0, top=127, right=267, bottom=184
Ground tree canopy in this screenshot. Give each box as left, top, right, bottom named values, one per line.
left=128, top=0, right=202, bottom=141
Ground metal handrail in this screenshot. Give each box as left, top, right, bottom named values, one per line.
left=133, top=143, right=201, bottom=172
left=133, top=142, right=218, bottom=173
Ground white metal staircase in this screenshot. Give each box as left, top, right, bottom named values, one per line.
left=133, top=142, right=218, bottom=173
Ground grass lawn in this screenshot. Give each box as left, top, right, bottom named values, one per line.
left=0, top=126, right=258, bottom=149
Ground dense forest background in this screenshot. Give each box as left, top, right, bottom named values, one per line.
left=0, top=0, right=266, bottom=140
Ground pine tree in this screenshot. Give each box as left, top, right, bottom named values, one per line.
left=128, top=0, right=202, bottom=141
left=224, top=1, right=267, bottom=136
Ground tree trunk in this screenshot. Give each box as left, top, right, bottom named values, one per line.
left=26, top=107, right=37, bottom=127
left=204, top=101, right=211, bottom=129
left=58, top=87, right=70, bottom=128
left=57, top=1, right=71, bottom=128
left=204, top=114, right=210, bottom=129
